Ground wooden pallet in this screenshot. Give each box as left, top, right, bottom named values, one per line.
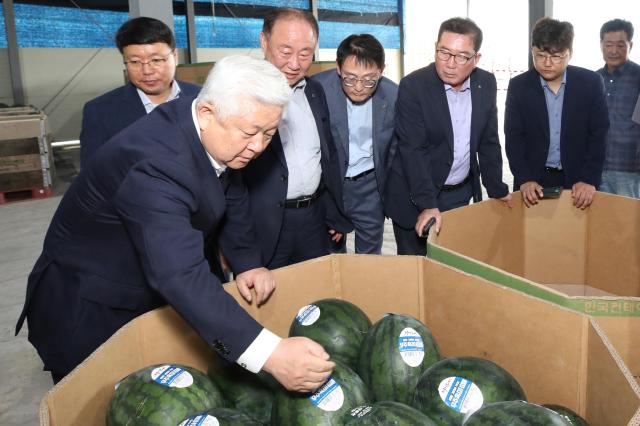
left=0, top=185, right=53, bottom=204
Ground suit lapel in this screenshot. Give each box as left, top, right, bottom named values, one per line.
left=371, top=91, right=388, bottom=170
left=305, top=79, right=330, bottom=161
left=124, top=83, right=149, bottom=119
left=469, top=71, right=481, bottom=153
left=427, top=65, right=454, bottom=153
left=528, top=70, right=550, bottom=142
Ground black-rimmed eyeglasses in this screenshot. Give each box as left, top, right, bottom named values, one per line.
left=342, top=76, right=379, bottom=88
left=436, top=49, right=476, bottom=65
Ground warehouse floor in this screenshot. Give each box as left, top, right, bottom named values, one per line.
left=0, top=144, right=398, bottom=424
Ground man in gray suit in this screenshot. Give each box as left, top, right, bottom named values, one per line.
left=312, top=34, right=398, bottom=254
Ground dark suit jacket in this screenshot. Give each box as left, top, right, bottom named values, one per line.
left=17, top=96, right=263, bottom=374
left=79, top=80, right=200, bottom=165
left=241, top=77, right=347, bottom=265
left=311, top=70, right=398, bottom=218
left=385, top=63, right=508, bottom=229
left=505, top=66, right=609, bottom=189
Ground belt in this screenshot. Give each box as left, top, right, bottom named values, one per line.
left=544, top=166, right=563, bottom=173
left=284, top=191, right=322, bottom=209
left=442, top=174, right=471, bottom=192
left=344, top=168, right=375, bottom=182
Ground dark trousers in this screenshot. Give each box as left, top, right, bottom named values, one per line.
left=539, top=168, right=565, bottom=188
left=268, top=202, right=330, bottom=269
left=393, top=181, right=473, bottom=256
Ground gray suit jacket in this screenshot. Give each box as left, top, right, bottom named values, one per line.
left=312, top=69, right=398, bottom=206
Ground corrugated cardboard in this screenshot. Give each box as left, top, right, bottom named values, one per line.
left=40, top=255, right=640, bottom=425
left=428, top=191, right=640, bottom=316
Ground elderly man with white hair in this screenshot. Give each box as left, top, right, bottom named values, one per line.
left=16, top=55, right=335, bottom=390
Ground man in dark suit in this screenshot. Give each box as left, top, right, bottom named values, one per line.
left=16, top=56, right=334, bottom=390
left=80, top=17, right=200, bottom=165
left=505, top=17, right=609, bottom=209
left=242, top=8, right=347, bottom=268
left=312, top=34, right=398, bottom=255
left=385, top=17, right=511, bottom=255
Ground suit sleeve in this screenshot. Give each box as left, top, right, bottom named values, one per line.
left=477, top=75, right=509, bottom=198
left=504, top=79, right=535, bottom=187
left=113, top=158, right=263, bottom=363
left=217, top=171, right=264, bottom=273
left=79, top=101, right=108, bottom=167
left=396, top=77, right=438, bottom=210
left=580, top=74, right=609, bottom=186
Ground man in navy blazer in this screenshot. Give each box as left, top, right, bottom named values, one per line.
left=312, top=34, right=398, bottom=254
left=385, top=17, right=511, bottom=255
left=505, top=17, right=609, bottom=209
left=16, top=56, right=334, bottom=390
left=80, top=17, right=199, bottom=165
left=242, top=8, right=348, bottom=268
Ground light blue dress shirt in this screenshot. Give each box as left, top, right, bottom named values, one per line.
left=444, top=77, right=472, bottom=185
left=540, top=72, right=567, bottom=169
left=137, top=80, right=182, bottom=114
left=345, top=97, right=375, bottom=178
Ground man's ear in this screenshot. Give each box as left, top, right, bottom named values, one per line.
left=336, top=62, right=342, bottom=76
left=196, top=102, right=216, bottom=131
left=259, top=32, right=268, bottom=53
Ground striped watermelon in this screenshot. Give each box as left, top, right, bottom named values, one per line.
left=289, top=298, right=371, bottom=370
left=344, top=401, right=439, bottom=425
left=207, top=357, right=275, bottom=424
left=106, top=364, right=224, bottom=426
left=411, top=356, right=527, bottom=425
left=356, top=313, right=441, bottom=404
left=463, top=400, right=571, bottom=425
left=178, top=408, right=263, bottom=425
left=272, top=361, right=370, bottom=425
left=543, top=404, right=589, bottom=426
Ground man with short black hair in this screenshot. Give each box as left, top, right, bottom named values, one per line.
left=597, top=18, right=640, bottom=199
left=312, top=34, right=398, bottom=254
left=505, top=17, right=609, bottom=209
left=385, top=17, right=511, bottom=255
left=80, top=17, right=199, bottom=165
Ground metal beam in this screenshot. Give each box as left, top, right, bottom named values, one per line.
left=185, top=0, right=198, bottom=63
left=128, top=0, right=174, bottom=32
left=3, top=0, right=26, bottom=106
left=310, top=0, right=320, bottom=59
left=528, top=0, right=553, bottom=69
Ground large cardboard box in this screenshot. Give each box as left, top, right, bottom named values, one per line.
left=40, top=255, right=640, bottom=425
left=427, top=191, right=640, bottom=317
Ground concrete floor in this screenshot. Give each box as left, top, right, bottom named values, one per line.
left=0, top=145, right=398, bottom=424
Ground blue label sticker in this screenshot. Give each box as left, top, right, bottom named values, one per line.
left=308, top=378, right=344, bottom=411
left=445, top=377, right=473, bottom=412
left=397, top=328, right=425, bottom=367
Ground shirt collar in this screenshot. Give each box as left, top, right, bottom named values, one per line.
left=602, top=60, right=630, bottom=77
left=444, top=76, right=471, bottom=92
left=292, top=78, right=306, bottom=92
left=539, top=71, right=567, bottom=90
left=191, top=99, right=226, bottom=177
left=137, top=80, right=182, bottom=109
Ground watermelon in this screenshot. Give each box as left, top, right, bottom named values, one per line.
left=207, top=357, right=275, bottom=424
left=106, top=364, right=224, bottom=426
left=178, top=408, right=263, bottom=425
left=463, top=400, right=571, bottom=425
left=411, top=356, right=527, bottom=425
left=289, top=298, right=371, bottom=369
left=344, top=401, right=439, bottom=425
left=543, top=404, right=589, bottom=426
left=272, top=361, right=370, bottom=425
left=357, top=313, right=441, bottom=404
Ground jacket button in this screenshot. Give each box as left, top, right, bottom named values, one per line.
left=281, top=175, right=287, bottom=181
left=278, top=201, right=284, bottom=208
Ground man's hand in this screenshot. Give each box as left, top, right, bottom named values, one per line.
left=571, top=181, right=596, bottom=209
left=328, top=228, right=343, bottom=242
left=234, top=267, right=275, bottom=306
left=499, top=193, right=514, bottom=208
left=262, top=337, right=335, bottom=392
left=520, top=181, right=543, bottom=207
left=415, top=208, right=442, bottom=237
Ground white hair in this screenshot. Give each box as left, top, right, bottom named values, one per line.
left=196, top=55, right=291, bottom=121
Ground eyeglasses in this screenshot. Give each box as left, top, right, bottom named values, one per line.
left=342, top=76, right=379, bottom=88
left=532, top=51, right=568, bottom=65
left=436, top=49, right=476, bottom=65
left=124, top=51, right=174, bottom=70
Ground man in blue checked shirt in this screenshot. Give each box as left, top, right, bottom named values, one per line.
left=597, top=19, right=640, bottom=199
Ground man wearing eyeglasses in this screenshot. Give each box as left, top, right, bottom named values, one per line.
left=385, top=17, right=511, bottom=255
left=79, top=17, right=200, bottom=165
left=311, top=34, right=398, bottom=254
left=505, top=18, right=609, bottom=209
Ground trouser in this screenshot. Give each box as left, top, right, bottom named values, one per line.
left=599, top=170, right=640, bottom=199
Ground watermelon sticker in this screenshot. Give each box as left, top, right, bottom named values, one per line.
left=309, top=378, right=344, bottom=411
left=296, top=304, right=321, bottom=326
left=438, top=376, right=483, bottom=414
left=150, top=365, right=194, bottom=388
left=397, top=327, right=425, bottom=367
left=178, top=414, right=220, bottom=426
left=349, top=405, right=373, bottom=418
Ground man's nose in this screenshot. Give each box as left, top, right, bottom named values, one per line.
left=288, top=55, right=301, bottom=70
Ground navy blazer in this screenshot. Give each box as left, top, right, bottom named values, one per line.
left=311, top=69, right=398, bottom=213
left=241, top=78, right=347, bottom=265
left=385, top=64, right=508, bottom=229
left=79, top=80, right=200, bottom=165
left=505, top=66, right=609, bottom=189
left=17, top=96, right=263, bottom=373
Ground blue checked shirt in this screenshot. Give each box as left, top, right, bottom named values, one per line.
left=597, top=60, right=640, bottom=172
